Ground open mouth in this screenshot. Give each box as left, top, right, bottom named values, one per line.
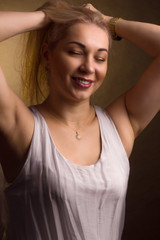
left=72, top=77, right=94, bottom=88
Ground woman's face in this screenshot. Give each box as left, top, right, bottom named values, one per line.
left=44, top=23, right=109, bottom=103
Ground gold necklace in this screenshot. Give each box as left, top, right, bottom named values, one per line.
left=51, top=107, right=95, bottom=140
left=75, top=131, right=81, bottom=140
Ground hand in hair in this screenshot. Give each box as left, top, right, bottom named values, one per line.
left=36, top=1, right=55, bottom=24
left=83, top=3, right=112, bottom=24
left=82, top=3, right=97, bottom=11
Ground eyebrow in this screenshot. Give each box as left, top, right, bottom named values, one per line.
left=67, top=41, right=108, bottom=52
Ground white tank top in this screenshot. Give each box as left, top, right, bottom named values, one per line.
left=5, top=105, right=129, bottom=240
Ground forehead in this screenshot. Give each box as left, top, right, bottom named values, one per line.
left=57, top=23, right=109, bottom=50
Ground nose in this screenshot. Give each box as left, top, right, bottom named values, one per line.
left=79, top=56, right=95, bottom=74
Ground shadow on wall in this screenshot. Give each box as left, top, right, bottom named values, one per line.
left=0, top=166, right=6, bottom=240
left=122, top=112, right=160, bottom=240
left=0, top=0, right=160, bottom=239
left=89, top=0, right=160, bottom=238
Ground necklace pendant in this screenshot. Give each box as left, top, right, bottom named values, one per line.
left=76, top=131, right=81, bottom=140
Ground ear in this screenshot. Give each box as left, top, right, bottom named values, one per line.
left=41, top=43, right=50, bottom=69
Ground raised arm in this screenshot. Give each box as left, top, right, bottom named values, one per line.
left=84, top=3, right=160, bottom=155
left=115, top=19, right=160, bottom=58
left=0, top=9, right=48, bottom=182
left=0, top=11, right=48, bottom=42
left=114, top=19, right=160, bottom=130
left=106, top=18, right=160, bottom=155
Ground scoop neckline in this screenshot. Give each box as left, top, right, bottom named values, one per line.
left=32, top=105, right=105, bottom=170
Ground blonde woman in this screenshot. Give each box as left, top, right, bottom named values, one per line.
left=0, top=1, right=160, bottom=239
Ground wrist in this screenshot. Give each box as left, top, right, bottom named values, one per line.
left=108, top=17, right=122, bottom=41
left=102, top=15, right=112, bottom=24
left=34, top=11, right=50, bottom=29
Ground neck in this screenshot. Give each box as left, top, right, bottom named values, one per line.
left=40, top=94, right=94, bottom=127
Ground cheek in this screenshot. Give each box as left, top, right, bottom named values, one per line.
left=48, top=58, right=68, bottom=78
left=98, top=65, right=108, bottom=81
left=56, top=57, right=76, bottom=75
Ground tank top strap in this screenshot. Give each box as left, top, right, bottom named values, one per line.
left=94, top=105, right=129, bottom=173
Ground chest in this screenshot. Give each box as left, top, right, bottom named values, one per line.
left=47, top=117, right=102, bottom=166
left=27, top=147, right=129, bottom=212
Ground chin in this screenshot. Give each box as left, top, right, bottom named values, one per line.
left=73, top=91, right=93, bottom=101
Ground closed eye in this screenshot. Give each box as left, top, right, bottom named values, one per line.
left=69, top=50, right=83, bottom=55
left=95, top=57, right=106, bottom=62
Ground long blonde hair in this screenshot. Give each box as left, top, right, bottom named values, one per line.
left=21, top=1, right=111, bottom=105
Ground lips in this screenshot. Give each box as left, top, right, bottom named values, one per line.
left=72, top=77, right=94, bottom=88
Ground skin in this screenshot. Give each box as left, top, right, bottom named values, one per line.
left=0, top=6, right=160, bottom=183
left=0, top=22, right=110, bottom=181
left=36, top=23, right=110, bottom=167
left=44, top=23, right=109, bottom=103
left=42, top=23, right=109, bottom=105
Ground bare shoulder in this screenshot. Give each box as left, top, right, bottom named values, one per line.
left=105, top=94, right=135, bottom=157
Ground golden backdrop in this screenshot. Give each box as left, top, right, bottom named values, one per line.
left=0, top=0, right=160, bottom=239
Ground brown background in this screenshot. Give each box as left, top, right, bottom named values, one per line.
left=0, top=0, right=160, bottom=239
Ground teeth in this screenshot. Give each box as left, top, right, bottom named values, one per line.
left=74, top=78, right=90, bottom=85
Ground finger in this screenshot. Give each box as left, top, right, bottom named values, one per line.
left=82, top=3, right=95, bottom=11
